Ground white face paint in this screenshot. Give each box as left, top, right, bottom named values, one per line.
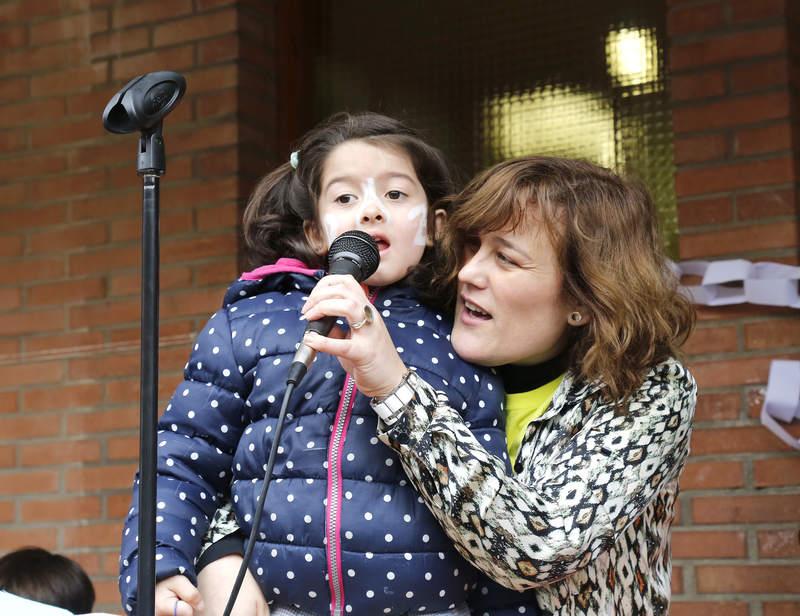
left=315, top=140, right=431, bottom=287
left=407, top=204, right=428, bottom=247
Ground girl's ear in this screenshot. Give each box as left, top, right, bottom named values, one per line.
left=303, top=221, right=327, bottom=257
left=428, top=208, right=447, bottom=246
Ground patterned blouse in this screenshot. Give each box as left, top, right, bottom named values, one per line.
left=377, top=358, right=696, bottom=616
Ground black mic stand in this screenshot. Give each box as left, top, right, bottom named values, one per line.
left=102, top=71, right=186, bottom=616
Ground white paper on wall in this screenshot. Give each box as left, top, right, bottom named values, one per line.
left=760, top=360, right=800, bottom=450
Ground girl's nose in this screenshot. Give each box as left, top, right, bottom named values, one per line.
left=359, top=198, right=385, bottom=224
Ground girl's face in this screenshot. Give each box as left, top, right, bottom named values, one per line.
left=452, top=210, right=579, bottom=367
left=309, top=140, right=443, bottom=287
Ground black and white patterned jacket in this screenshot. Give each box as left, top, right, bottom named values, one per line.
left=378, top=358, right=696, bottom=616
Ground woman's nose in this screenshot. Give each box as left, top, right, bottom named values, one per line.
left=458, top=250, right=488, bottom=288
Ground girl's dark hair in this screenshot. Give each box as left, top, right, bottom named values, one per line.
left=434, top=156, right=695, bottom=401
left=242, top=112, right=454, bottom=295
left=0, top=547, right=95, bottom=613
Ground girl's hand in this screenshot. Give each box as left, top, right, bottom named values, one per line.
left=154, top=575, right=204, bottom=616
left=301, top=275, right=408, bottom=398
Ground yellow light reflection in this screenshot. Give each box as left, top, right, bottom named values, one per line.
left=483, top=86, right=616, bottom=169
left=606, top=27, right=659, bottom=87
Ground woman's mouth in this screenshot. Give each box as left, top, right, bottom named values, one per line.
left=463, top=299, right=491, bottom=320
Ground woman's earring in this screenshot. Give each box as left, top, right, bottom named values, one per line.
left=568, top=311, right=583, bottom=325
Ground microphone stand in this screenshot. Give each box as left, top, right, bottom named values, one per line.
left=102, top=72, right=186, bottom=616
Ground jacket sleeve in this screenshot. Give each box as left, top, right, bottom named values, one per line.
left=119, top=308, right=249, bottom=614
left=379, top=361, right=696, bottom=591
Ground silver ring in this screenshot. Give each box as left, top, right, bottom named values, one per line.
left=349, top=304, right=374, bottom=330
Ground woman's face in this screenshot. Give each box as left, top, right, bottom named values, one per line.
left=452, top=211, right=574, bottom=367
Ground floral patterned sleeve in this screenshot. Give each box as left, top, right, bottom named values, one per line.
left=376, top=363, right=696, bottom=592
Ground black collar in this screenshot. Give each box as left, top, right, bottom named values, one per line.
left=497, top=352, right=568, bottom=394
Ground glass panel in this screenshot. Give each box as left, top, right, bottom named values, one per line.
left=311, top=0, right=676, bottom=255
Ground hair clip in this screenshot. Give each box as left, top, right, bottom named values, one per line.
left=289, top=150, right=300, bottom=170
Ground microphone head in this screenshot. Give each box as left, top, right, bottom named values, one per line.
left=327, top=230, right=380, bottom=282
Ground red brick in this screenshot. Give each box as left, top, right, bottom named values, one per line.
left=693, top=391, right=741, bottom=422
left=153, top=8, right=237, bottom=46
left=0, top=257, right=65, bottom=285
left=734, top=122, right=792, bottom=156
left=0, top=25, right=27, bottom=48
left=667, top=2, right=725, bottom=36
left=23, top=383, right=104, bottom=412
left=20, top=495, right=101, bottom=522
left=693, top=494, right=800, bottom=523
left=0, top=413, right=62, bottom=439
left=29, top=222, right=109, bottom=254
left=731, top=57, right=789, bottom=94
left=0, top=0, right=62, bottom=20
left=29, top=170, right=107, bottom=204
left=107, top=435, right=138, bottom=460
left=0, top=527, right=57, bottom=551
left=673, top=92, right=789, bottom=134
left=30, top=116, right=107, bottom=150
left=670, top=602, right=748, bottom=616
left=168, top=122, right=239, bottom=155
left=0, top=391, right=18, bottom=413
left=161, top=234, right=238, bottom=265
left=0, top=501, right=13, bottom=523
left=30, top=65, right=98, bottom=97
left=94, top=579, right=123, bottom=612
left=195, top=147, right=240, bottom=177
left=0, top=128, right=26, bottom=152
left=24, top=330, right=104, bottom=354
left=29, top=13, right=90, bottom=44
left=20, top=439, right=102, bottom=466
left=676, top=156, right=793, bottom=197
left=763, top=603, right=800, bottom=616
left=671, top=565, right=683, bottom=595
left=104, top=374, right=186, bottom=406
left=63, top=520, right=123, bottom=548
left=68, top=351, right=138, bottom=380
left=69, top=245, right=139, bottom=276
left=745, top=318, right=800, bottom=350
left=0, top=42, right=83, bottom=77
left=90, top=25, right=149, bottom=58
left=111, top=45, right=195, bottom=81
left=71, top=192, right=138, bottom=220
left=0, top=445, right=15, bottom=467
left=0, top=288, right=21, bottom=311
left=670, top=27, right=787, bottom=70
left=162, top=177, right=238, bottom=207
left=0, top=153, right=66, bottom=182
left=0, top=235, right=23, bottom=258
left=674, top=133, right=728, bottom=164
left=66, top=407, right=138, bottom=434
left=109, top=265, right=193, bottom=297
left=681, top=460, right=744, bottom=489
left=28, top=277, right=106, bottom=306
left=691, top=423, right=800, bottom=455
left=738, top=189, right=796, bottom=220
left=684, top=324, right=738, bottom=355
left=69, top=298, right=139, bottom=329
left=65, top=464, right=136, bottom=491
left=672, top=530, right=747, bottom=559
left=680, top=220, right=797, bottom=258
left=183, top=64, right=239, bottom=96
left=111, top=0, right=193, bottom=27
left=0, top=308, right=65, bottom=336
left=71, top=140, right=138, bottom=170
left=729, top=0, right=785, bottom=23
left=110, top=210, right=193, bottom=243
left=754, top=457, right=800, bottom=487
left=697, top=565, right=800, bottom=593
left=198, top=33, right=240, bottom=65
left=0, top=470, right=58, bottom=495
left=0, top=204, right=68, bottom=231
left=690, top=354, right=789, bottom=389
left=194, top=260, right=238, bottom=286
left=758, top=529, right=800, bottom=559
left=107, top=492, right=133, bottom=518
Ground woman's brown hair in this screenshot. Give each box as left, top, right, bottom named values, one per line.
left=434, top=156, right=695, bottom=401
left=242, top=112, right=453, bottom=280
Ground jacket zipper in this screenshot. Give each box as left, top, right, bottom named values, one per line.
left=326, top=288, right=378, bottom=616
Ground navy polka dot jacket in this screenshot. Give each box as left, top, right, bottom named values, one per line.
left=119, top=260, right=538, bottom=615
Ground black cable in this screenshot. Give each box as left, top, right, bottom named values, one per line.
left=222, top=381, right=296, bottom=616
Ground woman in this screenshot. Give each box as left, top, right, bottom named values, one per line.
left=301, top=156, right=697, bottom=615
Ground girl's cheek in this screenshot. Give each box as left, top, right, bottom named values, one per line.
left=408, top=204, right=428, bottom=246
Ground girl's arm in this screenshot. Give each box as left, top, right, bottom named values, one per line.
left=119, top=308, right=249, bottom=614
left=375, top=362, right=695, bottom=591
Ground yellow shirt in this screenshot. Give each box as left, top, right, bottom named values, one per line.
left=505, top=374, right=564, bottom=466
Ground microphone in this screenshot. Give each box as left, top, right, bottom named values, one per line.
left=286, top=230, right=380, bottom=385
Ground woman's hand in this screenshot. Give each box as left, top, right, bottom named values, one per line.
left=301, top=275, right=408, bottom=398
left=154, top=575, right=204, bottom=616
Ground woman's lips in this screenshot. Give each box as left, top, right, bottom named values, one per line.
left=461, top=298, right=491, bottom=322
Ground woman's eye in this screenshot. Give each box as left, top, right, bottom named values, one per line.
left=335, top=194, right=356, bottom=205
left=385, top=190, right=406, bottom=200
left=497, top=252, right=516, bottom=266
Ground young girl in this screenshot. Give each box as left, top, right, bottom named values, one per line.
left=118, top=113, right=536, bottom=616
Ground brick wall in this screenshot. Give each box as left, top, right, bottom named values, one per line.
left=668, top=0, right=800, bottom=614
left=0, top=1, right=274, bottom=611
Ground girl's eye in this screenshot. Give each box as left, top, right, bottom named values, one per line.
left=335, top=194, right=356, bottom=205
left=385, top=190, right=406, bottom=200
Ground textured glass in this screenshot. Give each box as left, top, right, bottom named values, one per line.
left=312, top=0, right=677, bottom=255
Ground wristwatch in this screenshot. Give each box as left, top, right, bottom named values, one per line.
left=371, top=370, right=416, bottom=425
